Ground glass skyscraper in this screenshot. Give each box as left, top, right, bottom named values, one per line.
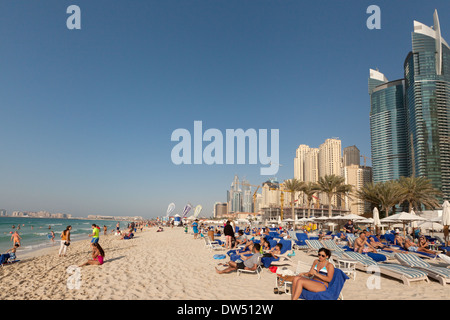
left=369, top=10, right=450, bottom=202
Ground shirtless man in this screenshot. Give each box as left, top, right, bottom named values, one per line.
left=353, top=232, right=376, bottom=253
left=11, top=231, right=21, bottom=247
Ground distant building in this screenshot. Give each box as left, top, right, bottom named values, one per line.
left=214, top=202, right=228, bottom=218
left=343, top=146, right=360, bottom=167
left=344, top=165, right=373, bottom=215
left=0, top=209, right=7, bottom=217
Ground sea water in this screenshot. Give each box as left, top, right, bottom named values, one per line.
left=0, top=217, right=131, bottom=256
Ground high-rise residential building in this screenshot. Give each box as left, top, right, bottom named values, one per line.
left=343, top=145, right=361, bottom=167
left=304, top=148, right=320, bottom=183
left=319, top=138, right=342, bottom=177
left=294, top=144, right=310, bottom=181
left=369, top=10, right=450, bottom=201
left=0, top=209, right=6, bottom=216
left=344, top=165, right=373, bottom=215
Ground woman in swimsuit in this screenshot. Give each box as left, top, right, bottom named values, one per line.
left=290, top=248, right=334, bottom=300
left=79, top=242, right=105, bottom=266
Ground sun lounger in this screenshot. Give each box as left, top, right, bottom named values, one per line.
left=438, top=254, right=450, bottom=267
left=394, top=252, right=450, bottom=286
left=305, top=240, right=324, bottom=253
left=328, top=250, right=357, bottom=280
left=236, top=255, right=263, bottom=279
left=343, top=251, right=429, bottom=286
left=321, top=239, right=346, bottom=252
left=204, top=236, right=225, bottom=252
left=299, top=268, right=349, bottom=300
left=266, top=239, right=294, bottom=267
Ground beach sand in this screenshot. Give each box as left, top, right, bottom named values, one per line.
left=0, top=227, right=449, bottom=300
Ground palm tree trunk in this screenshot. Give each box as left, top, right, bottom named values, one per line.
left=328, top=194, right=332, bottom=218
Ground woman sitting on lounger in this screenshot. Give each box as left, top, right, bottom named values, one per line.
left=285, top=248, right=334, bottom=300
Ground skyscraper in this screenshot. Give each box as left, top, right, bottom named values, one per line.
left=369, top=10, right=450, bottom=201
left=369, top=72, right=409, bottom=182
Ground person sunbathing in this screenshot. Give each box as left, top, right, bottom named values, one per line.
left=280, top=248, right=334, bottom=300
left=120, top=230, right=134, bottom=239
left=215, top=243, right=261, bottom=274
left=405, top=236, right=439, bottom=255
left=263, top=243, right=282, bottom=259
left=233, top=230, right=248, bottom=249
left=354, top=232, right=377, bottom=253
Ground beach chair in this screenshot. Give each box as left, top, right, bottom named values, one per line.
left=204, top=236, right=225, bottom=252
left=321, top=239, right=346, bottom=253
left=293, top=233, right=309, bottom=251
left=277, top=260, right=311, bottom=294
left=343, top=251, right=429, bottom=286
left=237, top=255, right=263, bottom=279
left=267, top=239, right=294, bottom=267
left=394, top=253, right=450, bottom=286
left=438, top=254, right=450, bottom=267
left=305, top=240, right=324, bottom=253
left=329, top=250, right=357, bottom=280
left=299, top=268, right=349, bottom=300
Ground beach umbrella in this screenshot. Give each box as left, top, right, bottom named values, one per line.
left=418, top=221, right=443, bottom=233
left=385, top=212, right=427, bottom=237
left=373, top=207, right=381, bottom=229
left=442, top=201, right=450, bottom=226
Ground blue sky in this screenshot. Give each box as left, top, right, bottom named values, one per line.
left=0, top=0, right=449, bottom=218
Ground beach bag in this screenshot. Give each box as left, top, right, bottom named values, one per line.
left=64, top=242, right=70, bottom=246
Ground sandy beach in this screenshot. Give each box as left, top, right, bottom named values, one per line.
left=1, top=227, right=449, bottom=300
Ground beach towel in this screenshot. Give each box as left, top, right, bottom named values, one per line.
left=299, top=268, right=349, bottom=300
left=261, top=256, right=279, bottom=268
left=366, top=252, right=387, bottom=262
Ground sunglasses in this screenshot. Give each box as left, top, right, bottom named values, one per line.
left=318, top=253, right=327, bottom=258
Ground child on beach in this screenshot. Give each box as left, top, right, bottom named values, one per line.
left=79, top=242, right=105, bottom=266
left=0, top=244, right=19, bottom=264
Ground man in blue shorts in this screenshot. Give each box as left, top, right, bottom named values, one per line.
left=90, top=224, right=100, bottom=243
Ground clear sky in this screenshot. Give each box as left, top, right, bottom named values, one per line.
left=0, top=0, right=449, bottom=218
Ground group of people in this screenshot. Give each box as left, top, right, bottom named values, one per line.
left=56, top=224, right=105, bottom=267
left=213, top=224, right=334, bottom=300
left=351, top=229, right=439, bottom=256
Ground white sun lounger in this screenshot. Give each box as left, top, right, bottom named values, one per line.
left=343, top=251, right=429, bottom=286
left=395, top=252, right=450, bottom=286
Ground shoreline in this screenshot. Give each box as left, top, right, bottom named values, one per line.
left=1, top=227, right=449, bottom=300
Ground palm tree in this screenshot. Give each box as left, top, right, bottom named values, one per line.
left=317, top=174, right=353, bottom=217
left=355, top=181, right=402, bottom=217
left=397, top=176, right=442, bottom=212
left=283, top=178, right=305, bottom=221
left=299, top=181, right=321, bottom=218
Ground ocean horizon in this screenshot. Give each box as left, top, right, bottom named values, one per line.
left=0, top=216, right=134, bottom=256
